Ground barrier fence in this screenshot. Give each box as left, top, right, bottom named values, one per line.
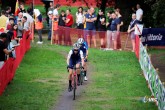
left=135, top=35, right=165, bottom=110
left=0, top=30, right=32, bottom=95
left=51, top=26, right=129, bottom=48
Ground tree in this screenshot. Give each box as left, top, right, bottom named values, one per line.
left=144, top=0, right=165, bottom=27
left=98, top=0, right=108, bottom=12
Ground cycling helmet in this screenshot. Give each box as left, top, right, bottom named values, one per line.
left=73, top=43, right=80, bottom=50
left=77, top=38, right=84, bottom=45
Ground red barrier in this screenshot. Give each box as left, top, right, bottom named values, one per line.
left=0, top=31, right=31, bottom=95
left=135, top=35, right=140, bottom=60
left=53, top=26, right=130, bottom=49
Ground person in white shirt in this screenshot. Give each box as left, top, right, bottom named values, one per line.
left=53, top=4, right=60, bottom=21
left=76, top=7, right=84, bottom=29
left=23, top=8, right=34, bottom=30
left=22, top=16, right=29, bottom=31
left=136, top=4, right=143, bottom=23
left=34, top=9, right=42, bottom=22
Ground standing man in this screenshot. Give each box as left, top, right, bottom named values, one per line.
left=41, top=0, right=53, bottom=26
left=97, top=9, right=106, bottom=49
left=65, top=9, right=73, bottom=46
left=85, top=7, right=97, bottom=48
left=0, top=33, right=14, bottom=69
left=136, top=4, right=143, bottom=24
left=110, top=12, right=120, bottom=50
left=106, top=11, right=113, bottom=50
left=115, top=8, right=123, bottom=50
left=47, top=2, right=54, bottom=27
left=19, top=3, right=26, bottom=13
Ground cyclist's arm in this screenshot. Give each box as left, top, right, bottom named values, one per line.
left=80, top=50, right=84, bottom=67
left=86, top=50, right=89, bottom=59
left=67, top=50, right=72, bottom=65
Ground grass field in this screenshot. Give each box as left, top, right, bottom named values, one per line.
left=0, top=38, right=158, bottom=110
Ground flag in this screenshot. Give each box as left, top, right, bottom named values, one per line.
left=15, top=0, right=20, bottom=16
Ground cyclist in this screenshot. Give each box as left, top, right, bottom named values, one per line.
left=77, top=38, right=88, bottom=81
left=67, top=43, right=84, bottom=92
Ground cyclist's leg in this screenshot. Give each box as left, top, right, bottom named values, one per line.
left=84, top=57, right=88, bottom=81
left=68, top=59, right=74, bottom=91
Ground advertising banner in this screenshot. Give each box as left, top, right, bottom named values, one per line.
left=141, top=28, right=165, bottom=46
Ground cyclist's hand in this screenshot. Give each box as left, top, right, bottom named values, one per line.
left=67, top=65, right=69, bottom=72
left=85, top=56, right=88, bottom=59
left=81, top=66, right=84, bottom=70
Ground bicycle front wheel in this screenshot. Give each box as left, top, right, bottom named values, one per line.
left=73, top=75, right=76, bottom=100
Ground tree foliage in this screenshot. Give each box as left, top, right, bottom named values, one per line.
left=144, top=0, right=165, bottom=27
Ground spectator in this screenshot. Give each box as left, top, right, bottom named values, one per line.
left=6, top=18, right=14, bottom=31
left=5, top=6, right=12, bottom=17
left=127, top=13, right=138, bottom=52
left=83, top=9, right=88, bottom=30
left=76, top=7, right=84, bottom=29
left=59, top=10, right=66, bottom=26
left=76, top=7, right=84, bottom=38
left=17, top=12, right=23, bottom=22
left=22, top=16, right=29, bottom=31
left=48, top=2, right=54, bottom=13
left=83, top=9, right=88, bottom=41
left=58, top=10, right=66, bottom=45
left=7, top=32, right=16, bottom=59
left=106, top=11, right=113, bottom=50
left=13, top=24, right=18, bottom=39
left=0, top=33, right=14, bottom=68
left=53, top=4, right=60, bottom=21
left=115, top=8, right=123, bottom=50
left=19, top=3, right=26, bottom=13
left=65, top=9, right=73, bottom=45
left=109, top=12, right=119, bottom=50
left=136, top=4, right=143, bottom=24
left=0, top=10, right=8, bottom=30
left=17, top=20, right=23, bottom=38
left=35, top=16, right=43, bottom=44
left=53, top=4, right=60, bottom=44
left=28, top=2, right=34, bottom=16
left=85, top=7, right=97, bottom=48
left=48, top=11, right=53, bottom=40
left=47, top=1, right=54, bottom=26
left=23, top=8, right=34, bottom=30
left=34, top=9, right=42, bottom=22
left=97, top=9, right=106, bottom=49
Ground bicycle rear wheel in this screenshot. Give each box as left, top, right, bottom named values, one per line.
left=73, top=75, right=76, bottom=100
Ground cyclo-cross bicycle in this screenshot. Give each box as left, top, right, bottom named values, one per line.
left=72, top=65, right=84, bottom=100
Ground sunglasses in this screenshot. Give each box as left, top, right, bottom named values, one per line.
left=74, top=49, right=78, bottom=51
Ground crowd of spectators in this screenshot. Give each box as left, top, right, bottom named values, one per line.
left=0, top=3, right=35, bottom=69
left=46, top=2, right=143, bottom=50
left=0, top=3, right=143, bottom=68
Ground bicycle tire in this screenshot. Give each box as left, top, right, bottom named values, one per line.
left=73, top=75, right=76, bottom=100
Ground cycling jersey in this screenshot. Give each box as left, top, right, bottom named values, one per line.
left=67, top=49, right=84, bottom=69
left=79, top=42, right=88, bottom=56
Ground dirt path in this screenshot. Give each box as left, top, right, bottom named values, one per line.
left=51, top=51, right=93, bottom=110
left=151, top=53, right=165, bottom=82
